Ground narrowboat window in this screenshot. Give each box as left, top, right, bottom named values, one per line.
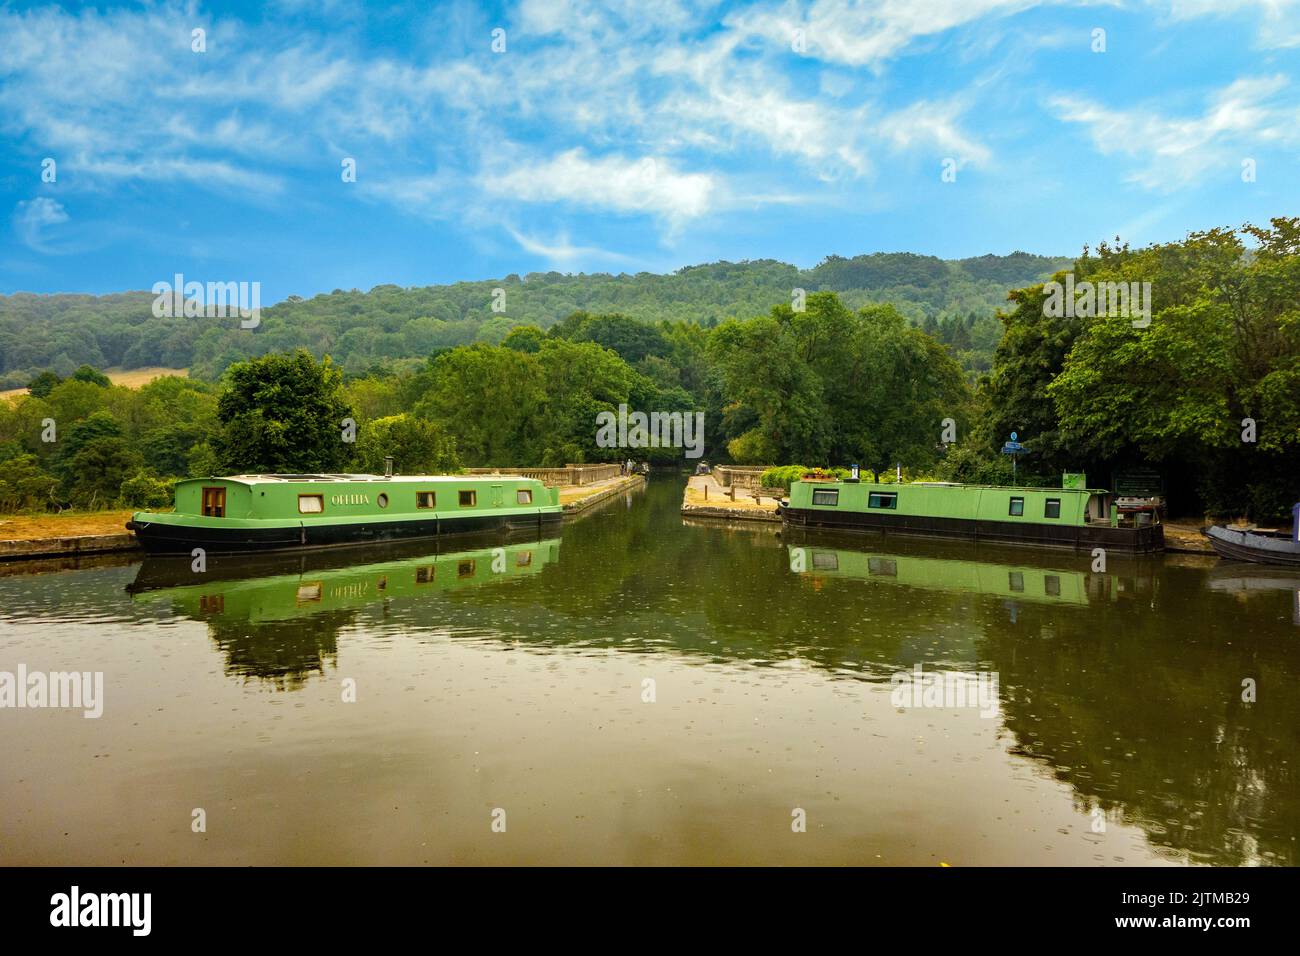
left=812, top=551, right=839, bottom=571
left=516, top=551, right=533, bottom=567
left=1009, top=571, right=1024, bottom=592
left=459, top=490, right=477, bottom=507
left=1045, top=575, right=1061, bottom=596
left=417, top=491, right=436, bottom=509
left=377, top=576, right=387, bottom=591
left=377, top=493, right=389, bottom=508
left=298, top=494, right=324, bottom=514
left=199, top=595, right=224, bottom=614
left=296, top=583, right=323, bottom=604
left=458, top=559, right=476, bottom=578
left=517, top=489, right=533, bottom=505
left=1044, top=498, right=1061, bottom=519
left=811, top=488, right=839, bottom=506
left=1008, top=497, right=1024, bottom=517
left=868, top=557, right=898, bottom=577
left=415, top=567, right=434, bottom=585
left=868, top=492, right=898, bottom=509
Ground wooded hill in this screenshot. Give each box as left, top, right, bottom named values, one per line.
left=0, top=251, right=1069, bottom=386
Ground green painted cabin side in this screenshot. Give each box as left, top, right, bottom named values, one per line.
left=146, top=474, right=560, bottom=530
left=786, top=479, right=1108, bottom=526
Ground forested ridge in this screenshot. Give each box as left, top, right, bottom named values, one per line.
left=0, top=251, right=1068, bottom=386
left=2, top=224, right=1297, bottom=521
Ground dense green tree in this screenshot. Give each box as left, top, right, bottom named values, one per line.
left=352, top=414, right=461, bottom=474
left=71, top=364, right=111, bottom=387
left=412, top=345, right=546, bottom=466
left=0, top=455, right=59, bottom=511
left=501, top=325, right=547, bottom=353
left=709, top=294, right=970, bottom=472
left=27, top=371, right=61, bottom=398
left=63, top=436, right=141, bottom=507
left=53, top=410, right=124, bottom=481
left=119, top=471, right=173, bottom=508
left=212, top=350, right=354, bottom=473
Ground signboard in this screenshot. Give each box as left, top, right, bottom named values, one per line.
left=1000, top=432, right=1028, bottom=478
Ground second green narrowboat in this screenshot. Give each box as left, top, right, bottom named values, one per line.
left=778, top=473, right=1163, bottom=553
left=127, top=473, right=562, bottom=555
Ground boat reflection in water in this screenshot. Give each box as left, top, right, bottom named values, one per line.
left=782, top=528, right=1159, bottom=612
left=1205, top=563, right=1300, bottom=625
left=128, top=532, right=560, bottom=688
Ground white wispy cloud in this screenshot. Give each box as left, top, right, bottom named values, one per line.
left=505, top=226, right=636, bottom=267
left=724, top=0, right=1042, bottom=68
left=482, top=149, right=717, bottom=226
left=13, top=197, right=69, bottom=253
left=1050, top=75, right=1299, bottom=189
left=1160, top=0, right=1300, bottom=47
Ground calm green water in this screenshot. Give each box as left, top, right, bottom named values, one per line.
left=1, top=478, right=1296, bottom=865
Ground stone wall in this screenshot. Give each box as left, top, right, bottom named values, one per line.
left=713, top=465, right=774, bottom=490
left=465, top=464, right=623, bottom=487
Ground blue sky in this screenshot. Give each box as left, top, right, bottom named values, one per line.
left=1, top=0, right=1298, bottom=303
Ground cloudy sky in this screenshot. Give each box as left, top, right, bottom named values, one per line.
left=1, top=0, right=1298, bottom=301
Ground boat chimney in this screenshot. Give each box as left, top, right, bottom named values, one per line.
left=384, top=456, right=394, bottom=478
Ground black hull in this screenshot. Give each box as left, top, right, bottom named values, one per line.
left=779, top=506, right=1163, bottom=554
left=128, top=511, right=564, bottom=556
left=1204, top=527, right=1300, bottom=567
left=127, top=526, right=559, bottom=592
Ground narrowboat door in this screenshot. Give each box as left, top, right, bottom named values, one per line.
left=202, top=486, right=226, bottom=517
left=491, top=484, right=503, bottom=508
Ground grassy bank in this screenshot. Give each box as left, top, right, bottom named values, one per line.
left=0, top=510, right=135, bottom=540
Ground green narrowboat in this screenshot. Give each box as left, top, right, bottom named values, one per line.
left=127, top=473, right=562, bottom=555
left=778, top=473, right=1163, bottom=553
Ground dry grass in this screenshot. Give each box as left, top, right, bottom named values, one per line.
left=682, top=480, right=780, bottom=511
left=557, top=475, right=637, bottom=505
left=1162, top=521, right=1214, bottom=553
left=0, top=366, right=188, bottom=402
left=0, top=510, right=136, bottom=540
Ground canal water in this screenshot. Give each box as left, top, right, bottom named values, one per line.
left=1, top=478, right=1295, bottom=865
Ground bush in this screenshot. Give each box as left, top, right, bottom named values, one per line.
left=352, top=414, right=462, bottom=475
left=759, top=465, right=851, bottom=491
left=934, top=445, right=1016, bottom=485
left=120, top=472, right=174, bottom=509
left=759, top=464, right=945, bottom=490
left=0, top=455, right=60, bottom=512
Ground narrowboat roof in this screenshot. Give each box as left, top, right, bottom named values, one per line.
left=177, top=474, right=534, bottom=487
left=801, top=479, right=1110, bottom=495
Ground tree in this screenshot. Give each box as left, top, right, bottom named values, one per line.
left=412, top=345, right=546, bottom=465
left=71, top=364, right=111, bottom=387
left=501, top=325, right=547, bottom=353
left=27, top=371, right=61, bottom=398
left=708, top=294, right=971, bottom=470
left=212, top=350, right=355, bottom=473
left=53, top=410, right=124, bottom=482
left=64, top=437, right=141, bottom=507
left=352, top=414, right=461, bottom=474
left=0, top=455, right=59, bottom=512
left=120, top=471, right=173, bottom=508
